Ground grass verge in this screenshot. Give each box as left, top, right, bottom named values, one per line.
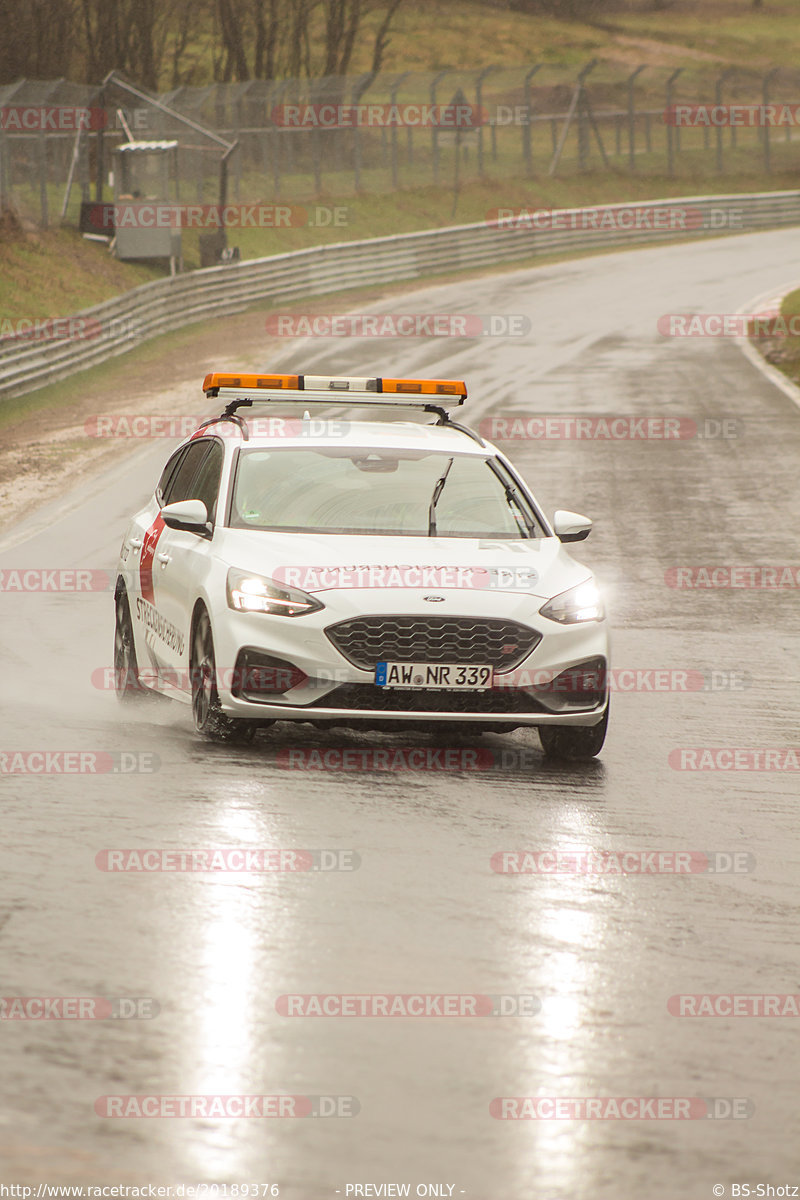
left=755, top=286, right=800, bottom=390
left=2, top=161, right=799, bottom=322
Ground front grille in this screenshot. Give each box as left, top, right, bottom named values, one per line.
left=325, top=615, right=541, bottom=671
left=311, top=683, right=548, bottom=715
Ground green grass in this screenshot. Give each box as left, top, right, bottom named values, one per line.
left=2, top=0, right=799, bottom=321
left=0, top=226, right=719, bottom=426
left=0, top=222, right=161, bottom=323
left=158, top=0, right=800, bottom=89
left=3, top=153, right=799, bottom=321
left=601, top=0, right=800, bottom=74
left=0, top=319, right=219, bottom=431
left=758, top=285, right=800, bottom=389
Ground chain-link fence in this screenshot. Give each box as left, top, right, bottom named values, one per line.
left=3, top=63, right=800, bottom=229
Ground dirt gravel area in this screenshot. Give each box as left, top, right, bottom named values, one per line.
left=0, top=299, right=358, bottom=535
left=0, top=310, right=271, bottom=534
left=0, top=262, right=532, bottom=536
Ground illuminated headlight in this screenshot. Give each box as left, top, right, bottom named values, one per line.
left=226, top=568, right=323, bottom=617
left=539, top=580, right=604, bottom=625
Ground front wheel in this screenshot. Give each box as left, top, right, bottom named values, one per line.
left=538, top=702, right=609, bottom=761
left=191, top=609, right=256, bottom=743
left=114, top=588, right=146, bottom=702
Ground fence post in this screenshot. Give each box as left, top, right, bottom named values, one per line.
left=272, top=82, right=286, bottom=195
left=430, top=70, right=450, bottom=185
left=577, top=62, right=597, bottom=172
left=523, top=65, right=543, bottom=175
left=391, top=72, right=411, bottom=190
left=665, top=68, right=683, bottom=177
left=715, top=68, right=736, bottom=172
left=310, top=80, right=323, bottom=194
left=95, top=84, right=106, bottom=201
left=0, top=131, right=7, bottom=214
left=476, top=65, right=497, bottom=177
left=626, top=65, right=646, bottom=170
left=549, top=60, right=596, bottom=177
left=37, top=132, right=50, bottom=228
left=351, top=72, right=375, bottom=192
left=762, top=68, right=779, bottom=175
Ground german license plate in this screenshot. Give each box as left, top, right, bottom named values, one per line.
left=375, top=662, right=492, bottom=690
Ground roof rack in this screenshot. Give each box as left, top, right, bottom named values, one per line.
left=197, top=370, right=489, bottom=449
left=202, top=371, right=467, bottom=412
left=195, top=412, right=250, bottom=440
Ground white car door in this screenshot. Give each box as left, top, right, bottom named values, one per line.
left=153, top=438, right=226, bottom=694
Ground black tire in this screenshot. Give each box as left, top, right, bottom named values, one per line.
left=538, top=702, right=609, bottom=761
left=191, top=609, right=256, bottom=743
left=114, top=587, right=147, bottom=702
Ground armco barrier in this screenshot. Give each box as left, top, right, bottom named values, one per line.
left=1, top=189, right=799, bottom=401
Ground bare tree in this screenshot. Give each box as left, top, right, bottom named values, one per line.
left=0, top=0, right=404, bottom=89
left=210, top=0, right=405, bottom=82
left=0, top=0, right=79, bottom=83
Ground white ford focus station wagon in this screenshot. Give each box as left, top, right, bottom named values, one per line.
left=114, top=371, right=610, bottom=758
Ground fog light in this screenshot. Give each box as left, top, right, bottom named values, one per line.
left=232, top=649, right=308, bottom=699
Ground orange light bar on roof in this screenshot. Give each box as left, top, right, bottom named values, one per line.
left=203, top=371, right=467, bottom=399
left=203, top=372, right=300, bottom=394
left=380, top=378, right=467, bottom=398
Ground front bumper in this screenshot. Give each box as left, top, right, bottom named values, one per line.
left=212, top=592, right=609, bottom=728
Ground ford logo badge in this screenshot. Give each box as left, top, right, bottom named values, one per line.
left=423, top=594, right=445, bottom=602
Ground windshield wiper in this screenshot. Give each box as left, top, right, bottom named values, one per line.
left=486, top=460, right=536, bottom=536
left=428, top=457, right=454, bottom=536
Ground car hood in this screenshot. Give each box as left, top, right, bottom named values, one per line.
left=217, top=530, right=591, bottom=601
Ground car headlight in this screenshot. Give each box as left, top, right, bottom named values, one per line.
left=226, top=568, right=324, bottom=617
left=539, top=580, right=604, bottom=625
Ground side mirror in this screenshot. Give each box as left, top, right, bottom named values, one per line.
left=553, top=509, right=592, bottom=543
left=161, top=499, right=209, bottom=534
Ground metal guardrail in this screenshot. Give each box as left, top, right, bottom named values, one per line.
left=2, top=189, right=799, bottom=401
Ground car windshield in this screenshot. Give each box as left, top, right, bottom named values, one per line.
left=228, top=447, right=544, bottom=538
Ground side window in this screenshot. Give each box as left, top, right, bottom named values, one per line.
left=190, top=441, right=225, bottom=521
left=163, top=441, right=212, bottom=506
left=156, top=448, right=188, bottom=505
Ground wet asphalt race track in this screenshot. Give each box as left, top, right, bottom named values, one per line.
left=2, top=229, right=800, bottom=1198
